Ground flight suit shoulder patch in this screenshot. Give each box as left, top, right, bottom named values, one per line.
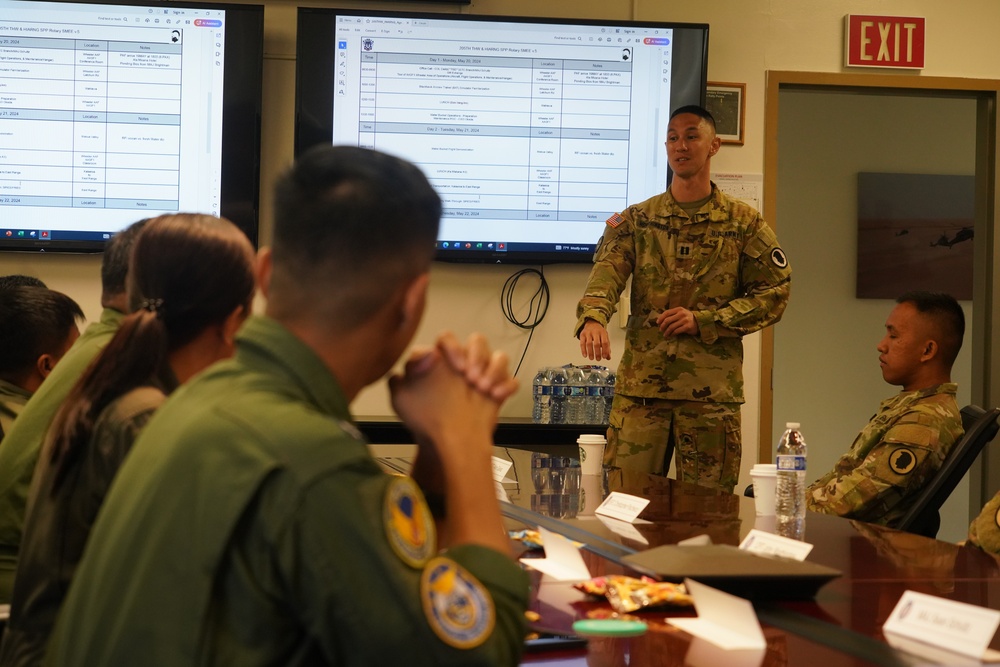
left=421, top=557, right=495, bottom=649
left=383, top=476, right=436, bottom=568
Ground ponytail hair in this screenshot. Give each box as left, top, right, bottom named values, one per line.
left=48, top=214, right=255, bottom=493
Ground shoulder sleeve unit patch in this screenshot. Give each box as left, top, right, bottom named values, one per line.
left=383, top=476, right=436, bottom=568
left=888, top=447, right=918, bottom=475
left=421, top=557, right=496, bottom=649
left=770, top=247, right=788, bottom=268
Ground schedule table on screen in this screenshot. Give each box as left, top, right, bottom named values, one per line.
left=357, top=51, right=633, bottom=224
left=0, top=35, right=182, bottom=210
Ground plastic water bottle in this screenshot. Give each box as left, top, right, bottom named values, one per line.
left=532, top=368, right=552, bottom=424
left=603, top=370, right=615, bottom=424
left=584, top=367, right=605, bottom=424
left=775, top=422, right=807, bottom=540
left=565, top=366, right=587, bottom=424
left=550, top=366, right=568, bottom=424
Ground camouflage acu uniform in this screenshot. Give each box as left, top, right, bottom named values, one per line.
left=604, top=394, right=742, bottom=490
left=576, top=184, right=792, bottom=492
left=968, top=490, right=1000, bottom=556
left=806, top=383, right=963, bottom=527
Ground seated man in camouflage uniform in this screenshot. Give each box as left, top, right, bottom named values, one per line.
left=968, top=491, right=1000, bottom=556
left=807, top=291, right=965, bottom=527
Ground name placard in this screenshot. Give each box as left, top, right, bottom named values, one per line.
left=667, top=579, right=766, bottom=650
left=883, top=590, right=1000, bottom=660
left=491, top=456, right=513, bottom=482
left=739, top=529, right=813, bottom=562
left=518, top=527, right=591, bottom=581
left=595, top=491, right=650, bottom=523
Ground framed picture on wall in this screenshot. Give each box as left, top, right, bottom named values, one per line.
left=856, top=172, right=974, bottom=300
left=705, top=82, right=745, bottom=145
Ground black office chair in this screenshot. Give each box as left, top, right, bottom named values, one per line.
left=895, top=404, right=1000, bottom=539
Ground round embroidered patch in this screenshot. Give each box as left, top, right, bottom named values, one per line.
left=383, top=477, right=435, bottom=568
left=770, top=247, right=788, bottom=268
left=888, top=447, right=917, bottom=475
left=421, top=557, right=495, bottom=649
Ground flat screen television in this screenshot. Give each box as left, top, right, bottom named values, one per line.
left=296, top=9, right=709, bottom=264
left=0, top=0, right=264, bottom=252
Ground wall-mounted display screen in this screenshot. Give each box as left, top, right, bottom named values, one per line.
left=296, top=9, right=709, bottom=264
left=0, top=0, right=264, bottom=252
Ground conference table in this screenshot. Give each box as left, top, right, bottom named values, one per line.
left=478, top=451, right=1000, bottom=667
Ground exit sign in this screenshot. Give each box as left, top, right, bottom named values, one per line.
left=845, top=15, right=925, bottom=69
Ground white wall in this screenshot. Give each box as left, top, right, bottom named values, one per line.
left=5, top=0, right=1000, bottom=505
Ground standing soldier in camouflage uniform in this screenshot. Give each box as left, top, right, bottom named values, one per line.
left=577, top=105, right=792, bottom=493
left=807, top=292, right=965, bottom=527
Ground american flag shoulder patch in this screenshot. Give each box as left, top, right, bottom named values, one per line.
left=606, top=212, right=624, bottom=228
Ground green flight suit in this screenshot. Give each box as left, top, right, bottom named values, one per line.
left=2, top=385, right=168, bottom=667
left=46, top=316, right=529, bottom=667
left=0, top=307, right=124, bottom=602
left=0, top=380, right=31, bottom=444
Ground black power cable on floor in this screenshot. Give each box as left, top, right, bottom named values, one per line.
left=500, top=267, right=549, bottom=377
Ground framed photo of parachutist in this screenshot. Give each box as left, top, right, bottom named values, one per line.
left=705, top=82, right=745, bottom=145
left=856, top=172, right=974, bottom=300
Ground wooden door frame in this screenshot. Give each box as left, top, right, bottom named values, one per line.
left=759, top=71, right=1000, bottom=513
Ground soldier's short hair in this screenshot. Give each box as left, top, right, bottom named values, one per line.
left=897, top=291, right=965, bottom=367
left=101, top=219, right=149, bottom=306
left=670, top=104, right=717, bottom=133
left=0, top=275, right=46, bottom=290
left=0, top=286, right=84, bottom=383
left=270, top=145, right=441, bottom=332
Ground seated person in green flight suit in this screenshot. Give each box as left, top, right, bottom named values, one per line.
left=0, top=287, right=84, bottom=443
left=1, top=213, right=256, bottom=667
left=46, top=146, right=529, bottom=667
left=0, top=220, right=146, bottom=604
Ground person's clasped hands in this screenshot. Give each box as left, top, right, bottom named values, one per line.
left=389, top=331, right=517, bottom=442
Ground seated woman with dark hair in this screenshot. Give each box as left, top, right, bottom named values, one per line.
left=0, top=213, right=256, bottom=666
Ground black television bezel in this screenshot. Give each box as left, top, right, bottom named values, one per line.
left=0, top=0, right=264, bottom=253
left=295, top=8, right=708, bottom=265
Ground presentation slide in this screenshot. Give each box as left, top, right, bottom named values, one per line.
left=0, top=0, right=227, bottom=242
left=331, top=15, right=679, bottom=252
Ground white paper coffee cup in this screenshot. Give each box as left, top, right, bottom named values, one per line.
left=577, top=434, right=606, bottom=476
left=749, top=463, right=777, bottom=516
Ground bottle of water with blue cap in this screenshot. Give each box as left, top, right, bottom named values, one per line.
left=532, top=367, right=552, bottom=424
left=584, top=366, right=605, bottom=424
left=564, top=366, right=587, bottom=425
left=549, top=366, right=568, bottom=425
left=775, top=422, right=807, bottom=540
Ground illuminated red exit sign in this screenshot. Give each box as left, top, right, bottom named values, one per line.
left=845, top=15, right=925, bottom=69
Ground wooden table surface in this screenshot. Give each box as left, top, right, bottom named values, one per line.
left=498, top=458, right=1000, bottom=667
